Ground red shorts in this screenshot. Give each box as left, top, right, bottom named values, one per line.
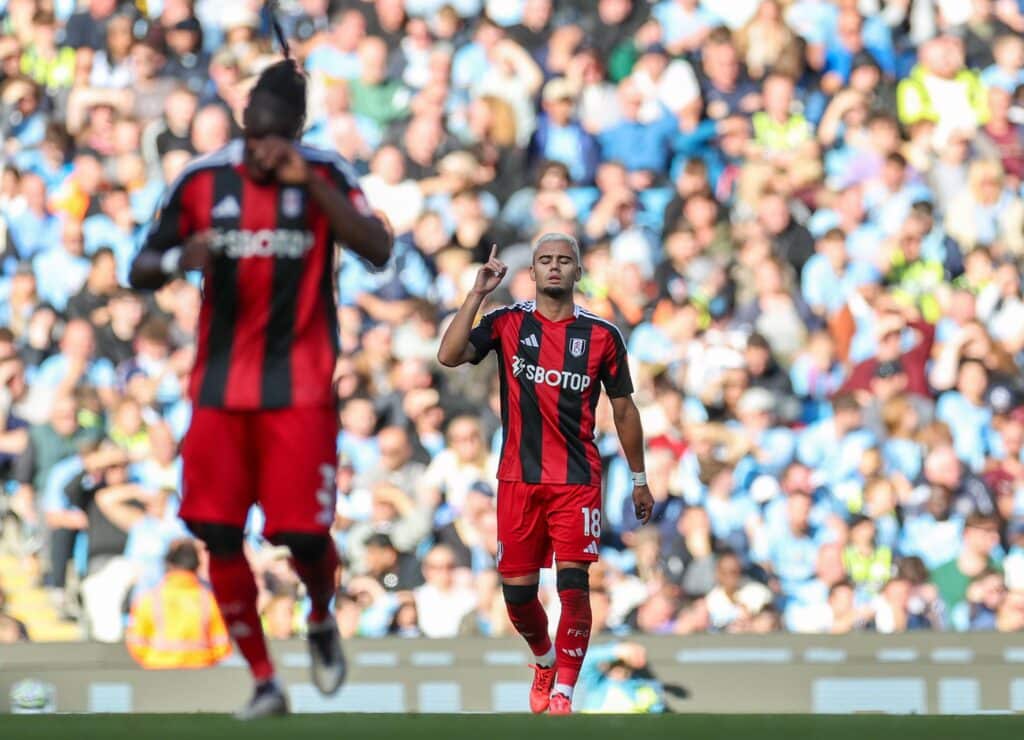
left=496, top=480, right=602, bottom=578
left=180, top=406, right=338, bottom=538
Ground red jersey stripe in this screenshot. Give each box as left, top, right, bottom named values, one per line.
left=582, top=325, right=609, bottom=482
left=497, top=309, right=527, bottom=481
left=187, top=171, right=215, bottom=405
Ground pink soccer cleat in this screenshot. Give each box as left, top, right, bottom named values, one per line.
left=529, top=664, right=556, bottom=713
left=548, top=692, right=573, bottom=715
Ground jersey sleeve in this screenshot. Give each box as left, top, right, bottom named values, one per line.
left=468, top=308, right=505, bottom=365
left=314, top=150, right=386, bottom=273
left=320, top=153, right=374, bottom=217
left=599, top=324, right=634, bottom=398
left=142, top=173, right=193, bottom=254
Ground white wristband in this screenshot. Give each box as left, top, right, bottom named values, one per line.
left=631, top=471, right=647, bottom=487
left=160, top=247, right=183, bottom=276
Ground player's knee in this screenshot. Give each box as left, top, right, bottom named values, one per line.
left=502, top=582, right=539, bottom=605
left=556, top=567, right=590, bottom=593
left=270, top=531, right=329, bottom=563
left=188, top=522, right=244, bottom=558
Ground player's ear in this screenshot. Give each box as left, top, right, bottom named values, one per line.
left=529, top=264, right=536, bottom=282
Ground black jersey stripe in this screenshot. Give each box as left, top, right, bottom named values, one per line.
left=559, top=322, right=594, bottom=485
left=260, top=186, right=307, bottom=407
left=198, top=166, right=242, bottom=407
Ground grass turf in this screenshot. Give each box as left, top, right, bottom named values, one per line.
left=1, top=714, right=1021, bottom=740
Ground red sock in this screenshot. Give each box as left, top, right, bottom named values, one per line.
left=290, top=542, right=339, bottom=624
left=554, top=587, right=592, bottom=692
left=208, top=553, right=274, bottom=682
left=505, top=597, right=552, bottom=659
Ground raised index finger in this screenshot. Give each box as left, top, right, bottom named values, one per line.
left=488, top=244, right=498, bottom=262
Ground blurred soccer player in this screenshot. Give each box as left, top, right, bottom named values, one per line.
left=437, top=234, right=653, bottom=715
left=130, top=60, right=391, bottom=719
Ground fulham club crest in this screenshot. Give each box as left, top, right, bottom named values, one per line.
left=282, top=188, right=303, bottom=218
left=570, top=338, right=586, bottom=357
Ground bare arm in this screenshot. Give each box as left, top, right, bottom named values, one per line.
left=437, top=291, right=489, bottom=367
left=611, top=395, right=653, bottom=524
left=0, top=427, right=27, bottom=455
left=95, top=485, right=148, bottom=533
left=437, top=245, right=506, bottom=367
left=306, top=171, right=392, bottom=268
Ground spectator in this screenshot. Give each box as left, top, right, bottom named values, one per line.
left=126, top=538, right=231, bottom=669
left=930, top=514, right=1003, bottom=629
left=6, top=0, right=1024, bottom=646
left=704, top=550, right=772, bottom=631
left=347, top=482, right=431, bottom=575
left=413, top=544, right=477, bottom=638
left=576, top=641, right=667, bottom=713
left=363, top=532, right=424, bottom=592
left=897, top=36, right=986, bottom=129
left=944, top=159, right=1024, bottom=255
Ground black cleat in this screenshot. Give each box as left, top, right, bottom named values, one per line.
left=307, top=614, right=347, bottom=696
left=234, top=679, right=289, bottom=720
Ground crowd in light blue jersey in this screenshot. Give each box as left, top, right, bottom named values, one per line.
left=3, top=0, right=1024, bottom=658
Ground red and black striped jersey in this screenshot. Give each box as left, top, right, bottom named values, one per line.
left=143, top=140, right=371, bottom=410
left=469, top=301, right=633, bottom=486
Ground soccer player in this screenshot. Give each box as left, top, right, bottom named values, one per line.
left=437, top=233, right=653, bottom=715
left=130, top=61, right=391, bottom=718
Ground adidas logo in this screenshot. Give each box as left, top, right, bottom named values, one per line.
left=212, top=195, right=241, bottom=219
left=520, top=334, right=539, bottom=348
left=561, top=647, right=585, bottom=658
left=584, top=541, right=599, bottom=556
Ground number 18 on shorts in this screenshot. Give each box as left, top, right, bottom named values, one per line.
left=495, top=480, right=602, bottom=578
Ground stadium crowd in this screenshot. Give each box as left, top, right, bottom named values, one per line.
left=2, top=0, right=1024, bottom=647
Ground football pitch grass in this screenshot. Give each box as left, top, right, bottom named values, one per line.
left=2, top=713, right=1022, bottom=740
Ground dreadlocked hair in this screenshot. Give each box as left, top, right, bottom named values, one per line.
left=249, top=59, right=307, bottom=135
left=252, top=59, right=307, bottom=112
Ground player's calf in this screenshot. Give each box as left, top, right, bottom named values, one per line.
left=502, top=582, right=554, bottom=664
left=191, top=523, right=276, bottom=687
left=270, top=531, right=347, bottom=696
left=503, top=581, right=556, bottom=713
left=553, top=567, right=592, bottom=707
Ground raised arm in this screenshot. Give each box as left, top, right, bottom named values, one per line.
left=437, top=245, right=507, bottom=367
left=306, top=169, right=392, bottom=268
left=256, top=138, right=392, bottom=267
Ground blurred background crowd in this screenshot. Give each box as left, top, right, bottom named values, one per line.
left=3, top=0, right=1024, bottom=649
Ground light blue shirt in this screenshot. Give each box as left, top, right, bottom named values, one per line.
left=304, top=47, right=360, bottom=80
left=82, top=214, right=142, bottom=285
left=653, top=1, right=717, bottom=47
left=337, top=432, right=380, bottom=474
left=33, top=249, right=90, bottom=312
left=899, top=513, right=964, bottom=570
left=798, top=421, right=876, bottom=488
left=40, top=455, right=84, bottom=513
left=935, top=392, right=993, bottom=472
left=981, top=65, right=1024, bottom=92
left=758, top=526, right=824, bottom=596
left=124, top=513, right=189, bottom=600
left=337, top=238, right=433, bottom=306
left=883, top=438, right=923, bottom=481
left=34, top=354, right=116, bottom=392
left=728, top=425, right=796, bottom=479
left=405, top=0, right=481, bottom=17
left=7, top=209, right=62, bottom=261
left=451, top=43, right=489, bottom=90
left=705, top=492, right=759, bottom=544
